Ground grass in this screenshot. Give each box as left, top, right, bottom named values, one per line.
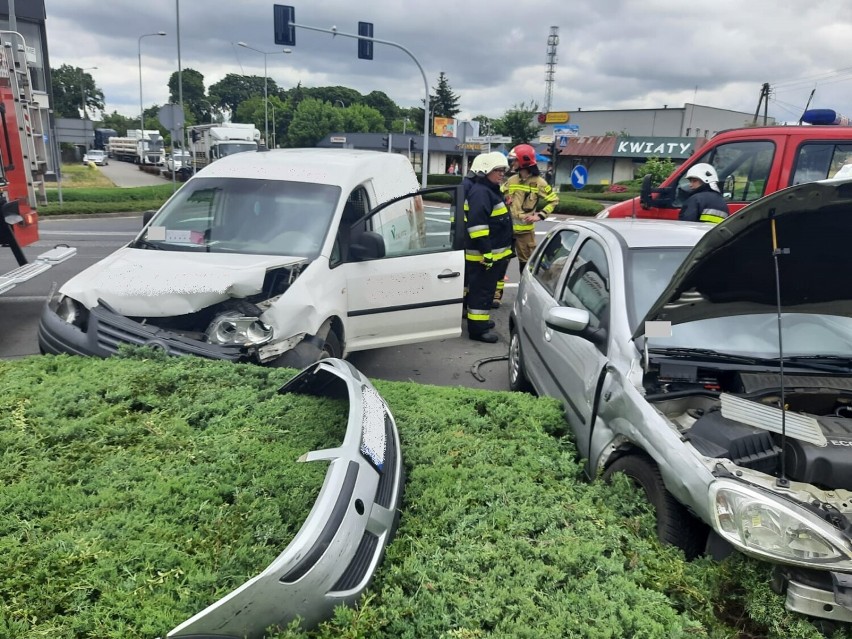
left=55, top=163, right=116, bottom=189
left=1, top=353, right=844, bottom=639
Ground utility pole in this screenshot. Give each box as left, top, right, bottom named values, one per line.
left=752, top=82, right=770, bottom=126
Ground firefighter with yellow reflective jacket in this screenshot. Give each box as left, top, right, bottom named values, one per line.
left=496, top=143, right=559, bottom=302
left=464, top=152, right=512, bottom=343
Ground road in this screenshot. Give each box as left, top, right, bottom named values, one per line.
left=0, top=214, right=559, bottom=391
left=98, top=157, right=172, bottom=187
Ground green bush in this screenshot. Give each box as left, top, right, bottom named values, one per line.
left=0, top=354, right=834, bottom=639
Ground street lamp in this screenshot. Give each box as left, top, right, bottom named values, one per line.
left=138, top=31, right=167, bottom=135
left=334, top=100, right=345, bottom=108
left=79, top=66, right=97, bottom=119
left=237, top=41, right=291, bottom=146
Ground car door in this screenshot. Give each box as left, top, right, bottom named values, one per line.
left=342, top=185, right=467, bottom=352
left=537, top=236, right=613, bottom=461
left=518, top=227, right=581, bottom=398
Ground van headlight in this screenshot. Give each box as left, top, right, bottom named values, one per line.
left=205, top=311, right=273, bottom=346
left=710, top=480, right=852, bottom=568
left=56, top=296, right=89, bottom=329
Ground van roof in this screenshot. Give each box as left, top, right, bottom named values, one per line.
left=196, top=148, right=420, bottom=196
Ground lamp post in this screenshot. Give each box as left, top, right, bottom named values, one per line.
left=79, top=66, right=97, bottom=151
left=237, top=41, right=291, bottom=146
left=138, top=31, right=167, bottom=136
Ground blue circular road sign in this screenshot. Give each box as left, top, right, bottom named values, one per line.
left=570, top=165, right=589, bottom=190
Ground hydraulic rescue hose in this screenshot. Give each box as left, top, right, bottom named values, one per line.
left=470, top=354, right=508, bottom=383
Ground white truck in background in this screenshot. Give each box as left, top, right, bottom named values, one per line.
left=107, top=129, right=164, bottom=165
left=188, top=122, right=260, bottom=171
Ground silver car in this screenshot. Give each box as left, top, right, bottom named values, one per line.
left=509, top=179, right=852, bottom=623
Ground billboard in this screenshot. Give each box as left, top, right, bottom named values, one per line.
left=433, top=117, right=457, bottom=137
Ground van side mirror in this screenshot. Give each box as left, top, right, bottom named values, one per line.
left=349, top=231, right=385, bottom=261
left=142, top=210, right=157, bottom=226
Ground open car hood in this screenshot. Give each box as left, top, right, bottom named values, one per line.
left=60, top=248, right=305, bottom=317
left=635, top=178, right=852, bottom=339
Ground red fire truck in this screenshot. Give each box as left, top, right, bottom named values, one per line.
left=0, top=35, right=74, bottom=294
left=599, top=109, right=852, bottom=220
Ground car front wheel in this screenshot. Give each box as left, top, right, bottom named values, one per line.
left=602, top=453, right=708, bottom=559
left=508, top=325, right=532, bottom=393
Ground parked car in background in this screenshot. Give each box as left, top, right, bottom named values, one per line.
left=82, top=149, right=108, bottom=166
left=164, top=150, right=192, bottom=173
left=509, top=178, right=852, bottom=624
left=39, top=149, right=466, bottom=370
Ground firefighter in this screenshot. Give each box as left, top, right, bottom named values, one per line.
left=496, top=143, right=558, bottom=304
left=679, top=163, right=729, bottom=224
left=465, top=152, right=512, bottom=343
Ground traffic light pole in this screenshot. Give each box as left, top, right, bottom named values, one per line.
left=283, top=21, right=430, bottom=187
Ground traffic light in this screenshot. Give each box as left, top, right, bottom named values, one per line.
left=273, top=5, right=296, bottom=46
left=357, top=22, right=374, bottom=60
left=409, top=137, right=416, bottom=153
left=381, top=135, right=389, bottom=151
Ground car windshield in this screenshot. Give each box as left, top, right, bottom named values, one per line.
left=138, top=176, right=341, bottom=258
left=625, top=247, right=692, bottom=328
left=219, top=143, right=256, bottom=157
left=88, top=150, right=104, bottom=158
left=647, top=314, right=852, bottom=358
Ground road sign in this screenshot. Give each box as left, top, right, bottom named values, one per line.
left=468, top=135, right=511, bottom=144
left=489, top=135, right=512, bottom=143
left=157, top=103, right=184, bottom=130
left=571, top=165, right=589, bottom=190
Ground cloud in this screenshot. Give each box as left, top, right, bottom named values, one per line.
left=43, top=0, right=852, bottom=124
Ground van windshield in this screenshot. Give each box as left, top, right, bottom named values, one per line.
left=137, top=177, right=341, bottom=258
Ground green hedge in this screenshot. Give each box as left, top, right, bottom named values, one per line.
left=0, top=354, right=831, bottom=639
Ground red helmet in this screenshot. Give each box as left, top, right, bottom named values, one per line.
left=513, top=143, right=537, bottom=168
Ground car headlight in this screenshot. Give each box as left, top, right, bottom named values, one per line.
left=56, top=296, right=89, bottom=329
left=205, top=311, right=273, bottom=347
left=710, top=480, right=852, bottom=568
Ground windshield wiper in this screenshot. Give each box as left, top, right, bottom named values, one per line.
left=778, top=355, right=852, bottom=373
left=131, top=238, right=164, bottom=250
left=647, top=347, right=765, bottom=365
left=649, top=348, right=852, bottom=373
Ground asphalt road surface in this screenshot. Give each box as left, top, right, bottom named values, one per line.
left=97, top=158, right=172, bottom=187
left=1, top=213, right=561, bottom=391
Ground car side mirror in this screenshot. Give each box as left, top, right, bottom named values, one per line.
left=142, top=209, right=157, bottom=226
left=545, top=306, right=607, bottom=346
left=639, top=174, right=653, bottom=209
left=349, top=231, right=386, bottom=261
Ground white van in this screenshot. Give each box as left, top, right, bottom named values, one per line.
left=39, top=149, right=466, bottom=368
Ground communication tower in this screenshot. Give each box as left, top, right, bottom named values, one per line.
left=543, top=26, right=559, bottom=113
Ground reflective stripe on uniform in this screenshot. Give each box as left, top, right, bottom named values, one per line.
left=699, top=209, right=728, bottom=224
left=467, top=224, right=489, bottom=239
left=513, top=221, right=536, bottom=233
left=491, top=202, right=508, bottom=217
left=466, top=308, right=491, bottom=321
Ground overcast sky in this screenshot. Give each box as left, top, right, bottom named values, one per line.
left=43, top=0, right=852, bottom=126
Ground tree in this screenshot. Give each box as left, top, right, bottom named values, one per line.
left=97, top=111, right=137, bottom=136
left=167, top=68, right=207, bottom=124
left=51, top=64, right=105, bottom=118
left=362, top=91, right=399, bottom=130
left=286, top=98, right=343, bottom=148
left=636, top=156, right=676, bottom=186
left=339, top=103, right=386, bottom=133
left=493, top=101, right=543, bottom=146
left=209, top=74, right=270, bottom=116
left=472, top=115, right=495, bottom=137
left=302, top=86, right=362, bottom=109
left=431, top=72, right=460, bottom=118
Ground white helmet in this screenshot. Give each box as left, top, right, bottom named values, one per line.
left=469, top=153, right=489, bottom=174
left=685, top=163, right=719, bottom=186
left=474, top=151, right=509, bottom=176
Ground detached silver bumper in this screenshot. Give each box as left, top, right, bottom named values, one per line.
left=168, top=358, right=405, bottom=638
